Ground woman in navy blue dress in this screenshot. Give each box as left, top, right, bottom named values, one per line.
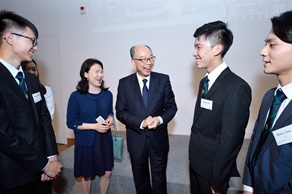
left=67, top=58, right=114, bottom=194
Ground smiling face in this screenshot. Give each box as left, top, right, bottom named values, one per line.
left=260, top=31, right=292, bottom=84
left=193, top=35, right=222, bottom=73
left=131, top=45, right=154, bottom=78
left=4, top=27, right=37, bottom=67
left=84, top=63, right=104, bottom=91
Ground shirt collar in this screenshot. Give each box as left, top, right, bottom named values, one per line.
left=276, top=83, right=292, bottom=100
left=136, top=72, right=150, bottom=83
left=206, top=61, right=228, bottom=85
left=0, top=58, right=24, bottom=78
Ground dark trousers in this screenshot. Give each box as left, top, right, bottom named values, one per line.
left=130, top=137, right=168, bottom=194
left=2, top=179, right=52, bottom=194
left=189, top=164, right=228, bottom=194
left=189, top=164, right=212, bottom=194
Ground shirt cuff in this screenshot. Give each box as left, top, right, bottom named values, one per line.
left=243, top=185, right=253, bottom=192
left=140, top=121, right=144, bottom=130
left=42, top=155, right=58, bottom=171
left=158, top=116, right=163, bottom=125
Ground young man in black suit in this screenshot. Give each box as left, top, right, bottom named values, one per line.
left=189, top=21, right=252, bottom=194
left=116, top=45, right=177, bottom=194
left=0, top=10, right=62, bottom=194
left=243, top=10, right=292, bottom=194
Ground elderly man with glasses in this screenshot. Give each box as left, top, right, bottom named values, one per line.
left=116, top=44, right=177, bottom=194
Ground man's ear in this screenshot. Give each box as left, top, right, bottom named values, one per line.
left=131, top=60, right=136, bottom=68
left=213, top=44, right=223, bottom=56
left=3, top=32, right=13, bottom=45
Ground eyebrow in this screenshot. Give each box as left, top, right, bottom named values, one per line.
left=265, top=37, right=277, bottom=43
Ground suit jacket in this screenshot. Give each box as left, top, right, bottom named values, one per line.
left=0, top=62, right=58, bottom=190
left=115, top=72, right=177, bottom=158
left=189, top=67, right=251, bottom=192
left=243, top=88, right=292, bottom=194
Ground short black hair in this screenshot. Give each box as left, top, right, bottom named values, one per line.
left=0, top=10, right=38, bottom=45
left=194, top=20, right=233, bottom=58
left=271, top=10, right=292, bottom=44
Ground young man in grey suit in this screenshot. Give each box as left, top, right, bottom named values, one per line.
left=116, top=45, right=177, bottom=194
left=243, top=10, right=292, bottom=194
left=0, top=10, right=62, bottom=193
left=189, top=21, right=252, bottom=194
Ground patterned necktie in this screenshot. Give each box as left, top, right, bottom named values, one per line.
left=255, top=89, right=286, bottom=156
left=263, top=89, right=286, bottom=135
left=202, top=76, right=209, bottom=98
left=16, top=72, right=28, bottom=100
left=142, top=79, right=148, bottom=108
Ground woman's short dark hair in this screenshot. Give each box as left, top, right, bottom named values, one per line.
left=76, top=58, right=109, bottom=94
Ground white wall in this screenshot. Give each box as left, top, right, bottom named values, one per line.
left=1, top=0, right=291, bottom=141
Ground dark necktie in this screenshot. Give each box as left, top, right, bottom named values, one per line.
left=142, top=79, right=148, bottom=108
left=16, top=71, right=28, bottom=100
left=254, top=89, right=286, bottom=158
left=258, top=89, right=286, bottom=148
left=263, top=89, right=286, bottom=135
left=202, top=76, right=209, bottom=98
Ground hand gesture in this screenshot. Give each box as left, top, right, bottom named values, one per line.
left=105, top=116, right=114, bottom=127
left=43, top=157, right=62, bottom=179
left=143, top=116, right=160, bottom=130
left=94, top=122, right=110, bottom=133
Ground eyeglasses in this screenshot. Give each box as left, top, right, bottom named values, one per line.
left=133, top=56, right=156, bottom=64
left=11, top=33, right=38, bottom=47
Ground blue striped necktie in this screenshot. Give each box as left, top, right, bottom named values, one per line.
left=142, top=79, right=148, bottom=108
left=202, top=76, right=209, bottom=98
left=16, top=72, right=28, bottom=100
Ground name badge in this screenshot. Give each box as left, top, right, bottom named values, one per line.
left=272, top=125, right=292, bottom=146
left=200, top=98, right=213, bottom=110
left=96, top=115, right=105, bottom=122
left=32, top=92, right=42, bottom=103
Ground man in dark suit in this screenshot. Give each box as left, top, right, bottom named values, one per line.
left=243, top=10, right=292, bottom=194
left=189, top=21, right=252, bottom=194
left=0, top=10, right=62, bottom=194
left=116, top=45, right=177, bottom=194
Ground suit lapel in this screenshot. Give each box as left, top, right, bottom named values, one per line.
left=204, top=67, right=231, bottom=98
left=24, top=71, right=40, bottom=123
left=147, top=73, right=157, bottom=110
left=259, top=101, right=292, bottom=153
left=194, top=68, right=231, bottom=121
left=0, top=63, right=39, bottom=125
left=254, top=89, right=292, bottom=160
left=250, top=90, right=275, bottom=157
left=0, top=63, right=29, bottom=104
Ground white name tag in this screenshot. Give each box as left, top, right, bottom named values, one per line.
left=272, top=125, right=292, bottom=146
left=32, top=92, right=42, bottom=103
left=200, top=98, right=213, bottom=110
